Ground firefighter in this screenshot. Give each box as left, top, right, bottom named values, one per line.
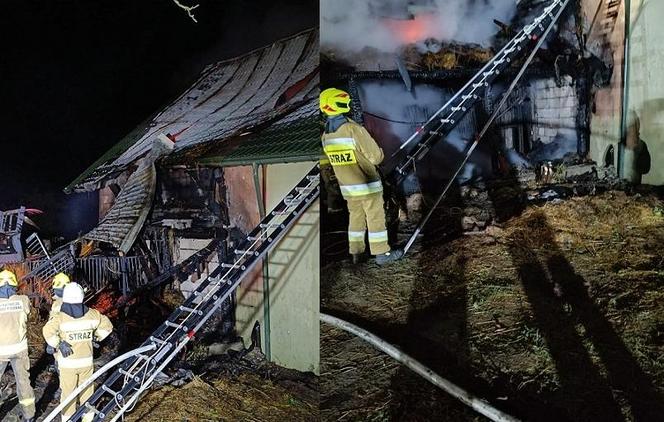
left=320, top=87, right=403, bottom=265
left=43, top=282, right=113, bottom=422
left=49, top=272, right=71, bottom=319
left=0, top=269, right=36, bottom=422
left=320, top=154, right=344, bottom=213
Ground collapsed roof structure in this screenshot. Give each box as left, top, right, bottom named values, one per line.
left=321, top=0, right=627, bottom=189
left=65, top=28, right=319, bottom=255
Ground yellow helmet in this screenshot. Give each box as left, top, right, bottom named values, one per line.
left=0, top=270, right=18, bottom=287
left=52, top=272, right=71, bottom=289
left=320, top=88, right=351, bottom=116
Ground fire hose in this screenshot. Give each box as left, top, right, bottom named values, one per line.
left=42, top=344, right=157, bottom=422
left=321, top=313, right=520, bottom=422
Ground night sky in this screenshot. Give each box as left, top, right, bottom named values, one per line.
left=0, top=0, right=317, bottom=238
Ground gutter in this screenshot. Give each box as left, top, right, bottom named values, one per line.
left=252, top=162, right=271, bottom=360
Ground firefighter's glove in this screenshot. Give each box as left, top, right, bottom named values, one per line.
left=58, top=341, right=74, bottom=358
left=93, top=341, right=100, bottom=349
left=46, top=345, right=55, bottom=355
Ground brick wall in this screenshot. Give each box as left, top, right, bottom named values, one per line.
left=531, top=76, right=579, bottom=146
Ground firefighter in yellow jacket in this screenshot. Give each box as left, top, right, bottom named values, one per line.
left=320, top=87, right=403, bottom=265
left=43, top=282, right=113, bottom=422
left=49, top=272, right=71, bottom=320
left=0, top=269, right=36, bottom=422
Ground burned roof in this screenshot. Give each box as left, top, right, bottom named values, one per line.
left=82, top=159, right=157, bottom=253
left=67, top=28, right=319, bottom=193
left=188, top=99, right=320, bottom=167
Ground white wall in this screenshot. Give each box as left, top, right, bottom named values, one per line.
left=229, top=162, right=320, bottom=374
left=264, top=162, right=320, bottom=374
left=626, top=0, right=664, bottom=185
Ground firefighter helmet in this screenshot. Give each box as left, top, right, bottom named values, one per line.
left=320, top=88, right=351, bottom=116
left=52, top=272, right=71, bottom=289
left=0, top=270, right=18, bottom=287
left=62, top=282, right=85, bottom=304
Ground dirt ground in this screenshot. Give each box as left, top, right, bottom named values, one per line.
left=321, top=191, right=664, bottom=421
left=0, top=290, right=318, bottom=422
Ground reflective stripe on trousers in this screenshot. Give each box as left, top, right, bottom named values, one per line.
left=346, top=193, right=390, bottom=256
left=0, top=339, right=28, bottom=356
left=340, top=181, right=383, bottom=198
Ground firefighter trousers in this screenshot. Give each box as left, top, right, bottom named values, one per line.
left=346, top=193, right=390, bottom=255
left=0, top=350, right=36, bottom=419
left=60, top=365, right=94, bottom=421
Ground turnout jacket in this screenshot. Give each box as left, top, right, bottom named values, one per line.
left=42, top=308, right=113, bottom=369
left=321, top=119, right=385, bottom=199
left=49, top=297, right=62, bottom=320
left=0, top=294, right=30, bottom=358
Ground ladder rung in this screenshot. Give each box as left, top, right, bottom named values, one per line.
left=101, top=384, right=119, bottom=398
left=260, top=223, right=281, bottom=229
left=164, top=321, right=188, bottom=331
left=119, top=368, right=141, bottom=382
left=85, top=402, right=103, bottom=415
left=235, top=249, right=258, bottom=255
left=220, top=263, right=237, bottom=268
left=150, top=336, right=167, bottom=345
left=179, top=305, right=203, bottom=315
left=271, top=210, right=289, bottom=216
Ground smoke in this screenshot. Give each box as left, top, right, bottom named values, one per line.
left=321, top=0, right=516, bottom=53
left=358, top=81, right=494, bottom=185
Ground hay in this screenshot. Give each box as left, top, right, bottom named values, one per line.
left=321, top=192, right=664, bottom=421
left=127, top=373, right=317, bottom=422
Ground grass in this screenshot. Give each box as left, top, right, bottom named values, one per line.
left=321, top=191, right=664, bottom=421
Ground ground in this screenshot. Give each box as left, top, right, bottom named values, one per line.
left=0, top=290, right=318, bottom=421
left=127, top=350, right=318, bottom=422
left=321, top=191, right=664, bottom=421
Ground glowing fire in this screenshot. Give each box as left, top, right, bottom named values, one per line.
left=383, top=13, right=440, bottom=44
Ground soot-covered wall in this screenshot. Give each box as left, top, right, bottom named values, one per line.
left=355, top=74, right=585, bottom=189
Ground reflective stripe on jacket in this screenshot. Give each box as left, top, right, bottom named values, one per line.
left=42, top=308, right=114, bottom=369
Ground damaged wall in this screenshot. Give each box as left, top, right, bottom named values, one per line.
left=529, top=76, right=581, bottom=160
left=226, top=165, right=264, bottom=352
left=228, top=163, right=320, bottom=374
left=355, top=74, right=585, bottom=189
left=587, top=0, right=626, bottom=175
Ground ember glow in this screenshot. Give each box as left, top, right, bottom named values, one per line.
left=383, top=13, right=440, bottom=45
left=321, top=0, right=516, bottom=54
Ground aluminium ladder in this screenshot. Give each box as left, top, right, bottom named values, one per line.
left=66, top=165, right=319, bottom=421
left=390, top=0, right=570, bottom=183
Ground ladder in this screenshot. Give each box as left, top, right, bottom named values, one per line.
left=389, top=0, right=570, bottom=183
left=21, top=249, right=75, bottom=282
left=0, top=207, right=25, bottom=235
left=25, top=232, right=50, bottom=259
left=66, top=165, right=319, bottom=422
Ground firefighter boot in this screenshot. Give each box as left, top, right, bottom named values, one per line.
left=351, top=252, right=367, bottom=265
left=375, top=249, right=404, bottom=266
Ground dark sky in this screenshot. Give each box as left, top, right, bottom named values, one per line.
left=0, top=0, right=317, bottom=237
